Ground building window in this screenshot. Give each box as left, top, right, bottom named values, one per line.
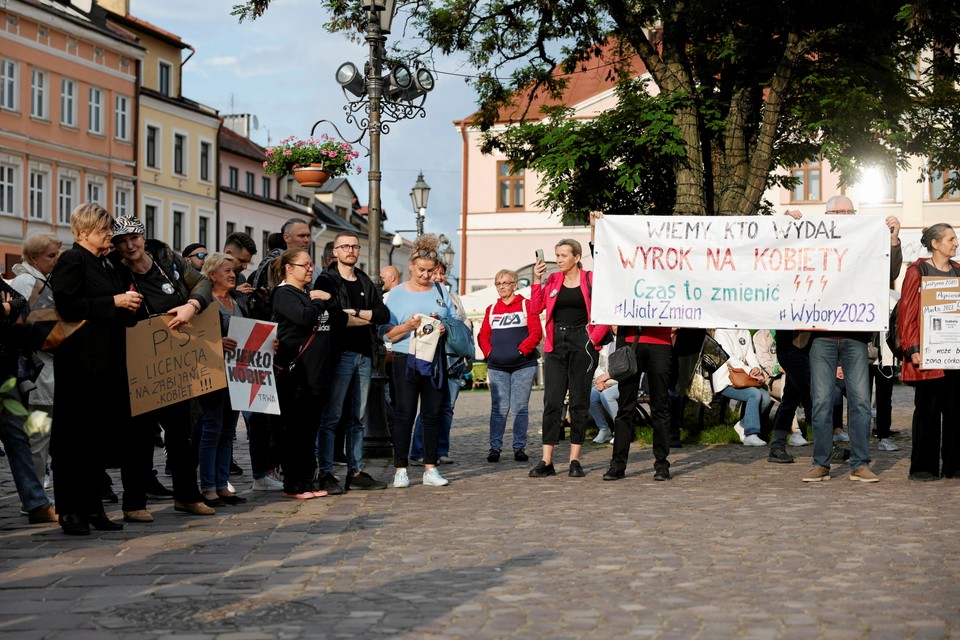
left=497, top=161, right=524, bottom=210
left=789, top=159, right=822, bottom=203
left=228, top=167, right=238, bottom=190
left=158, top=61, right=172, bottom=96
left=86, top=179, right=104, bottom=206
left=0, top=163, right=15, bottom=215
left=58, top=176, right=76, bottom=224
left=0, top=59, right=17, bottom=111
left=200, top=141, right=211, bottom=182
left=88, top=86, right=103, bottom=134
left=930, top=168, right=960, bottom=201
left=246, top=171, right=255, bottom=194
left=115, top=95, right=130, bottom=141
left=146, top=125, right=159, bottom=168
left=30, top=69, right=47, bottom=119
left=145, top=204, right=156, bottom=238
left=244, top=226, right=254, bottom=239
left=198, top=216, right=209, bottom=246
left=172, top=210, right=184, bottom=251
left=262, top=176, right=271, bottom=198
left=225, top=221, right=236, bottom=236
left=262, top=230, right=270, bottom=256
left=29, top=170, right=46, bottom=220
left=114, top=186, right=131, bottom=218
left=60, top=78, right=76, bottom=127
left=174, top=133, right=186, bottom=175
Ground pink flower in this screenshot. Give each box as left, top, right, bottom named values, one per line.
left=262, top=161, right=268, bottom=168
left=283, top=149, right=292, bottom=156
left=265, top=148, right=274, bottom=157
left=356, top=166, right=362, bottom=174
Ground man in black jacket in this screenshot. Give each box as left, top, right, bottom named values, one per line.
left=314, top=232, right=391, bottom=492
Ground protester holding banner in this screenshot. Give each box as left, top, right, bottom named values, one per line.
left=381, top=234, right=452, bottom=489
left=478, top=268, right=542, bottom=463
left=272, top=249, right=343, bottom=499
left=898, top=223, right=960, bottom=481
left=51, top=203, right=142, bottom=535
left=10, top=233, right=63, bottom=486
left=712, top=328, right=773, bottom=447
left=529, top=219, right=610, bottom=478
left=109, top=216, right=215, bottom=521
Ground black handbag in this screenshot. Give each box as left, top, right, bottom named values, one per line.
left=607, top=341, right=639, bottom=381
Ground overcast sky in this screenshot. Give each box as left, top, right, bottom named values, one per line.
left=131, top=0, right=479, bottom=251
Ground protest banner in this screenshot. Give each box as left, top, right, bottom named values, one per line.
left=592, top=215, right=891, bottom=330
left=126, top=309, right=226, bottom=417
left=919, top=276, right=960, bottom=369
left=225, top=317, right=280, bottom=415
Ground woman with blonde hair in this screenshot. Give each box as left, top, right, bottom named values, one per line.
left=51, top=203, right=143, bottom=535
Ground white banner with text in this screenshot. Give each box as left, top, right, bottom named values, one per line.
left=592, top=215, right=891, bottom=330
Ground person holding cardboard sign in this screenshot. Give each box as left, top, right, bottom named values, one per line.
left=897, top=223, right=960, bottom=481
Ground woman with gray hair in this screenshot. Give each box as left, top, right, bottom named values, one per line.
left=10, top=233, right=63, bottom=487
left=52, top=203, right=143, bottom=535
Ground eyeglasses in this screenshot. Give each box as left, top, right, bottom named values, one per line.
left=826, top=209, right=856, bottom=215
left=188, top=252, right=208, bottom=260
left=495, top=281, right=517, bottom=287
left=290, top=262, right=314, bottom=270
left=335, top=244, right=361, bottom=252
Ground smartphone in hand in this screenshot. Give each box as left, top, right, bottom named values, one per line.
left=535, top=249, right=544, bottom=263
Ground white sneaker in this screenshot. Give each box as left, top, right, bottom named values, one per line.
left=423, top=468, right=449, bottom=487
left=392, top=469, right=409, bottom=488
left=788, top=432, right=809, bottom=447
left=833, top=431, right=850, bottom=442
left=743, top=434, right=767, bottom=446
left=227, top=481, right=237, bottom=493
left=878, top=438, right=900, bottom=451
left=253, top=475, right=284, bottom=491
left=43, top=473, right=53, bottom=489
left=733, top=422, right=745, bottom=443
left=593, top=428, right=613, bottom=444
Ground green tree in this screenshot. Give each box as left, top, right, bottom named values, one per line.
left=234, top=0, right=960, bottom=220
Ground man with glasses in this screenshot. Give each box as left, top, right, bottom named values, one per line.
left=182, top=243, right=208, bottom=271
left=314, top=232, right=391, bottom=492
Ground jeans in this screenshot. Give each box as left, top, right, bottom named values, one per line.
left=810, top=337, right=872, bottom=470
left=720, top=385, right=773, bottom=436
left=770, top=348, right=812, bottom=449
left=391, top=353, right=444, bottom=467
left=610, top=342, right=671, bottom=473
left=589, top=384, right=620, bottom=431
left=317, top=351, right=372, bottom=473
left=488, top=365, right=537, bottom=452
left=411, top=376, right=460, bottom=459
left=196, top=389, right=238, bottom=492
left=0, top=388, right=49, bottom=512
left=542, top=326, right=598, bottom=445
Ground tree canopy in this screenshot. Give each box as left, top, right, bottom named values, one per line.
left=234, top=0, right=960, bottom=220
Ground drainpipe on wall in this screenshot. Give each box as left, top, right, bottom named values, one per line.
left=458, top=120, right=469, bottom=296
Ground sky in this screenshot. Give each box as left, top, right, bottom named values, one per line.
left=130, top=0, right=479, bottom=253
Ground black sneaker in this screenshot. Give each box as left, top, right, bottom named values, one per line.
left=568, top=460, right=585, bottom=477
left=101, top=489, right=118, bottom=504
left=831, top=445, right=851, bottom=462
left=653, top=468, right=671, bottom=481
left=767, top=448, right=795, bottom=464
left=487, top=449, right=501, bottom=463
left=230, top=459, right=244, bottom=476
left=528, top=461, right=556, bottom=478
left=514, top=449, right=529, bottom=462
left=602, top=467, right=625, bottom=481
left=317, top=472, right=344, bottom=495
left=146, top=473, right=174, bottom=499
left=345, top=471, right=387, bottom=491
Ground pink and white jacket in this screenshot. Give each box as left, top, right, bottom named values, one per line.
left=530, top=269, right=610, bottom=353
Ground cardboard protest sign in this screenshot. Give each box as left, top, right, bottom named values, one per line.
left=126, top=309, right=226, bottom=417
left=225, top=317, right=280, bottom=415
left=592, top=215, right=890, bottom=330
left=919, top=276, right=960, bottom=369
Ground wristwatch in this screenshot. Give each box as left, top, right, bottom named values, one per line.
left=354, top=308, right=360, bottom=317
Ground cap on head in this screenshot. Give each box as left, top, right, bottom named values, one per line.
left=112, top=215, right=145, bottom=239
left=182, top=242, right=205, bottom=258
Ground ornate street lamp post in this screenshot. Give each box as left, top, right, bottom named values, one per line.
left=410, top=171, right=430, bottom=237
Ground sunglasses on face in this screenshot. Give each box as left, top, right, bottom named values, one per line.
left=188, top=252, right=208, bottom=260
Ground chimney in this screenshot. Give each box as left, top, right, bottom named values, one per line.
left=97, top=0, right=130, bottom=16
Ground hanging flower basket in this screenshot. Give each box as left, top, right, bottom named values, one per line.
left=292, top=164, right=333, bottom=188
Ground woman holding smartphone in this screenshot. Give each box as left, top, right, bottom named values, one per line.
left=529, top=215, right=609, bottom=477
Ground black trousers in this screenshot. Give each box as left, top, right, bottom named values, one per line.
left=871, top=364, right=895, bottom=438
left=276, top=371, right=322, bottom=492
left=770, top=348, right=812, bottom=449
left=390, top=353, right=444, bottom=467
left=542, top=326, right=598, bottom=446
left=911, top=371, right=960, bottom=477
left=247, top=412, right=280, bottom=478
left=610, top=341, right=672, bottom=473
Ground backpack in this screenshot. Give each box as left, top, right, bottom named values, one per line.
left=23, top=274, right=85, bottom=352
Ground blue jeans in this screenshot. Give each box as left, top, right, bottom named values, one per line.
left=196, top=389, right=238, bottom=492
left=810, top=337, right=872, bottom=470
left=720, top=385, right=773, bottom=436
left=317, top=351, right=372, bottom=473
left=488, top=365, right=537, bottom=452
left=411, top=377, right=460, bottom=459
left=588, top=383, right=620, bottom=431
left=0, top=388, right=49, bottom=511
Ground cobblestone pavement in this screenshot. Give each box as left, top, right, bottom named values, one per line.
left=1, top=385, right=959, bottom=639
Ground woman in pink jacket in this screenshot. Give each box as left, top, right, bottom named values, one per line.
left=528, top=234, right=609, bottom=478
